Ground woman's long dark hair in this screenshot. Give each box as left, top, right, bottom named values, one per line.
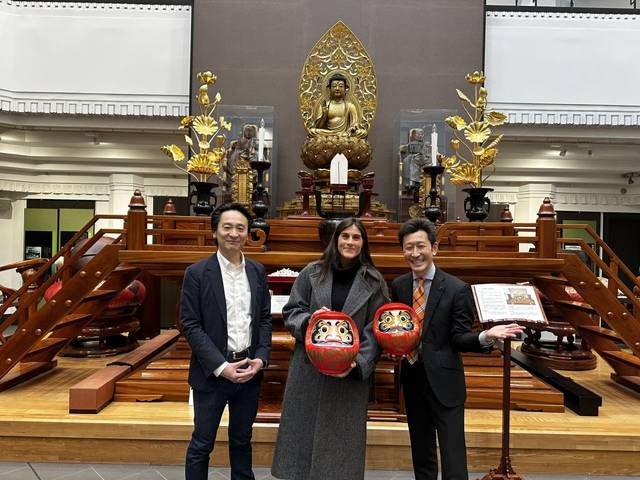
left=318, top=218, right=377, bottom=281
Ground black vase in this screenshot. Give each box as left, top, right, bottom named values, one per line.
left=462, top=187, right=493, bottom=222
left=190, top=181, right=217, bottom=216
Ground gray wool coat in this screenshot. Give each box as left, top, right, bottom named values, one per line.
left=271, top=261, right=389, bottom=480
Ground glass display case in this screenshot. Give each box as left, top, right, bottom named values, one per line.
left=216, top=105, right=276, bottom=217
left=394, top=109, right=457, bottom=223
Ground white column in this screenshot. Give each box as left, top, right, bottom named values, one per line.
left=0, top=198, right=26, bottom=291
left=105, top=174, right=145, bottom=231
left=515, top=184, right=556, bottom=223
left=515, top=184, right=556, bottom=253
left=94, top=199, right=112, bottom=234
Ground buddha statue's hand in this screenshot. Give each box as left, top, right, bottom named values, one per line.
left=349, top=126, right=367, bottom=139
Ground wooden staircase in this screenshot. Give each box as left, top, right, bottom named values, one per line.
left=527, top=228, right=640, bottom=394
left=0, top=208, right=136, bottom=390
left=533, top=255, right=640, bottom=393
left=0, top=244, right=142, bottom=390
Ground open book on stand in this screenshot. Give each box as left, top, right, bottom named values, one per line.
left=471, top=283, right=547, bottom=326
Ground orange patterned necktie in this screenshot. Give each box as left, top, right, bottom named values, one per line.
left=408, top=278, right=426, bottom=364
left=413, top=277, right=426, bottom=318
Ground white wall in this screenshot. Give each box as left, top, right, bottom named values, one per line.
left=485, top=10, right=640, bottom=125
left=0, top=1, right=191, bottom=116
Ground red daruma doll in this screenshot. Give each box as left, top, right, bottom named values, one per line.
left=305, top=310, right=360, bottom=375
left=373, top=302, right=422, bottom=357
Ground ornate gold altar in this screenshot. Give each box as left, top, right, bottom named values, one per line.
left=280, top=21, right=392, bottom=219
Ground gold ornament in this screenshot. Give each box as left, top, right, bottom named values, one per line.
left=439, top=71, right=506, bottom=187
left=161, top=71, right=231, bottom=182
left=299, top=21, right=377, bottom=135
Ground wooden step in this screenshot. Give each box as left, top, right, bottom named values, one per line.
left=51, top=313, right=93, bottom=332
left=81, top=289, right=118, bottom=303
left=554, top=299, right=596, bottom=314
left=0, top=361, right=57, bottom=392
left=24, top=337, right=69, bottom=360
left=611, top=374, right=640, bottom=394
left=114, top=393, right=165, bottom=402
left=69, top=364, right=131, bottom=413
left=127, top=369, right=188, bottom=381
left=466, top=376, right=555, bottom=391
left=115, top=379, right=189, bottom=401
left=110, top=265, right=139, bottom=276
left=533, top=274, right=569, bottom=285
left=108, top=329, right=181, bottom=370
left=600, top=350, right=640, bottom=370
left=577, top=325, right=622, bottom=343
left=465, top=397, right=564, bottom=413
left=144, top=359, right=190, bottom=370
left=466, top=387, right=562, bottom=404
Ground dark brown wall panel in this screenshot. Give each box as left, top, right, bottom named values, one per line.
left=192, top=0, right=484, bottom=210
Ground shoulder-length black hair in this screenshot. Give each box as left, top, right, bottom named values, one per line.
left=318, top=217, right=376, bottom=281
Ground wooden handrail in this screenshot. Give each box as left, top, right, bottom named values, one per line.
left=558, top=238, right=640, bottom=313
left=557, top=224, right=640, bottom=292
left=147, top=214, right=210, bottom=223
left=0, top=229, right=117, bottom=340
left=440, top=236, right=539, bottom=244
left=145, top=229, right=210, bottom=237
left=0, top=213, right=125, bottom=333
left=0, top=258, right=48, bottom=273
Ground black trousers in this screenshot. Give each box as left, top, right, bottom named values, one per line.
left=185, top=373, right=262, bottom=480
left=401, top=361, right=468, bottom=480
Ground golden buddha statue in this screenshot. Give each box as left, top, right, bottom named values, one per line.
left=299, top=21, right=376, bottom=172
left=309, top=73, right=366, bottom=139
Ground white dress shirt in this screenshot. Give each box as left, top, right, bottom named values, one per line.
left=213, top=251, right=252, bottom=377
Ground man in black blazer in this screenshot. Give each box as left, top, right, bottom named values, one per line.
left=391, top=218, right=522, bottom=480
left=181, top=203, right=272, bottom=480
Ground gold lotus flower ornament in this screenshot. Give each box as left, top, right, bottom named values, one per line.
left=439, top=71, right=506, bottom=187
left=162, top=71, right=231, bottom=182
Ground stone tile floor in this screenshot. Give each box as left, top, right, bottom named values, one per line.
left=0, top=463, right=637, bottom=480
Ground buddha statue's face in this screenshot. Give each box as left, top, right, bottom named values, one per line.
left=329, top=80, right=346, bottom=100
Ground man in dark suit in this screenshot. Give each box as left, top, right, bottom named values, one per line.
left=391, top=218, right=523, bottom=480
left=181, top=203, right=272, bottom=480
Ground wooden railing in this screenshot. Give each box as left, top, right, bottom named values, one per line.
left=557, top=224, right=640, bottom=314
left=0, top=214, right=125, bottom=343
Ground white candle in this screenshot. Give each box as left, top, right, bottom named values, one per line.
left=258, top=118, right=265, bottom=162
left=431, top=124, right=438, bottom=166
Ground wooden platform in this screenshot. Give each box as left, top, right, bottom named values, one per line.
left=109, top=337, right=564, bottom=417
left=0, top=349, right=639, bottom=475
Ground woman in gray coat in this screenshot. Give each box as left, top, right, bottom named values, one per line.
left=271, top=218, right=389, bottom=480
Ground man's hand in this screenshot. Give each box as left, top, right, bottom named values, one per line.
left=220, top=359, right=254, bottom=383
left=484, top=323, right=525, bottom=341
left=236, top=358, right=264, bottom=383
left=327, top=361, right=356, bottom=378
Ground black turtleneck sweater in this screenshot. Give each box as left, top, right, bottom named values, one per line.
left=331, top=260, right=361, bottom=312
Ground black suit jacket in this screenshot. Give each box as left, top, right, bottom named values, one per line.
left=391, top=268, right=488, bottom=407
left=180, top=253, right=272, bottom=392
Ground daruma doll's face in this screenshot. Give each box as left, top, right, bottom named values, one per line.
left=377, top=309, right=415, bottom=333
left=373, top=303, right=422, bottom=357
left=305, top=311, right=360, bottom=375
left=311, top=319, right=354, bottom=346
